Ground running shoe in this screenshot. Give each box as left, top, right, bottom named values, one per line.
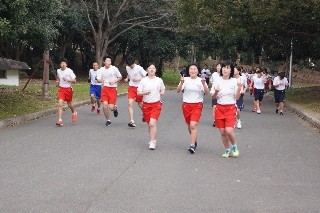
left=212, top=120, right=215, bottom=127
left=72, top=111, right=77, bottom=122
left=252, top=108, right=256, bottom=112
left=91, top=105, right=95, bottom=112
left=97, top=108, right=100, bottom=114
left=105, top=120, right=112, bottom=126
left=231, top=146, right=239, bottom=157
left=113, top=106, right=118, bottom=117
left=188, top=145, right=195, bottom=154
left=257, top=109, right=261, bottom=114
left=56, top=120, right=63, bottom=126
left=149, top=140, right=156, bottom=150
left=280, top=111, right=284, bottom=115
left=222, top=149, right=230, bottom=158
left=236, top=121, right=242, bottom=129
left=276, top=108, right=279, bottom=113
left=142, top=115, right=145, bottom=122
left=128, top=121, right=136, bottom=127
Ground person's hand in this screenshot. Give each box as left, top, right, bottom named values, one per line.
left=201, top=75, right=206, bottom=84
left=214, top=85, right=221, bottom=93
left=124, top=78, right=128, bottom=83
left=62, top=77, right=69, bottom=82
left=109, top=81, right=115, bottom=85
left=180, top=74, right=184, bottom=84
left=146, top=90, right=151, bottom=95
left=132, top=78, right=139, bottom=82
left=160, top=91, right=165, bottom=96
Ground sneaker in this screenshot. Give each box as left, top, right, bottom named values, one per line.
left=280, top=111, right=284, bottom=115
left=276, top=108, right=279, bottom=114
left=231, top=146, right=239, bottom=157
left=105, top=120, right=112, bottom=126
left=188, top=145, right=195, bottom=154
left=222, top=149, right=230, bottom=158
left=142, top=115, right=145, bottom=122
left=113, top=105, right=118, bottom=117
left=149, top=140, right=156, bottom=150
left=128, top=121, right=136, bottom=127
left=195, top=141, right=197, bottom=149
left=91, top=105, right=95, bottom=112
left=97, top=108, right=100, bottom=114
left=252, top=108, right=256, bottom=112
left=257, top=109, right=261, bottom=114
left=236, top=121, right=242, bottom=129
left=56, top=120, right=63, bottom=126
left=212, top=121, right=215, bottom=127
left=72, top=112, right=77, bottom=122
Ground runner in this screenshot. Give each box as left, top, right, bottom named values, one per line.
left=209, top=62, right=221, bottom=127
left=97, top=55, right=122, bottom=126
left=201, top=64, right=211, bottom=85
left=176, top=63, right=209, bottom=154
left=234, top=66, right=247, bottom=129
left=211, top=61, right=241, bottom=158
left=249, top=69, right=267, bottom=114
left=124, top=56, right=147, bottom=127
left=55, top=58, right=77, bottom=126
left=137, top=62, right=165, bottom=150
left=273, top=72, right=289, bottom=115
left=88, top=62, right=101, bottom=114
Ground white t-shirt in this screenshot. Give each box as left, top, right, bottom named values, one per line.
left=201, top=69, right=211, bottom=78
left=126, top=64, right=147, bottom=87
left=89, top=69, right=102, bottom=85
left=210, top=72, right=220, bottom=83
left=211, top=77, right=238, bottom=105
left=138, top=77, right=165, bottom=103
left=251, top=75, right=265, bottom=89
left=179, top=77, right=206, bottom=103
left=57, top=68, right=76, bottom=88
left=273, top=76, right=288, bottom=90
left=97, top=65, right=122, bottom=87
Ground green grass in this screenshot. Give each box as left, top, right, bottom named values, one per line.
left=161, top=69, right=180, bottom=89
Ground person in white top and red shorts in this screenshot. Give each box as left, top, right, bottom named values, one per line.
left=137, top=62, right=165, bottom=150
left=211, top=61, right=242, bottom=158
left=55, top=58, right=77, bottom=126
left=177, top=63, right=209, bottom=154
left=249, top=69, right=267, bottom=114
left=97, top=55, right=122, bottom=127
left=124, top=56, right=147, bottom=127
left=273, top=72, right=289, bottom=115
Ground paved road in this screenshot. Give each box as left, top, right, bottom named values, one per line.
left=1, top=90, right=319, bottom=213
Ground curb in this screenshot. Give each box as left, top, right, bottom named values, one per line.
left=0, top=93, right=127, bottom=129
left=265, top=94, right=320, bottom=130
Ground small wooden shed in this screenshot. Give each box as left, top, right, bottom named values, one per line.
left=0, top=57, right=30, bottom=86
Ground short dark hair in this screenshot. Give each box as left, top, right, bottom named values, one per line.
left=186, top=62, right=201, bottom=76
left=60, top=58, right=68, bottom=64
left=146, top=61, right=156, bottom=69
left=103, top=55, right=113, bottom=62
left=279, top=72, right=285, bottom=79
left=126, top=56, right=135, bottom=66
left=220, top=61, right=234, bottom=79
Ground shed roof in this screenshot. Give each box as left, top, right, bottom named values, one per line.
left=0, top=57, right=30, bottom=70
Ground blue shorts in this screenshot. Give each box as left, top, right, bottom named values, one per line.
left=212, top=98, right=217, bottom=107
left=274, top=89, right=285, bottom=103
left=254, top=89, right=264, bottom=101
left=236, top=95, right=244, bottom=110
left=90, top=84, right=101, bottom=99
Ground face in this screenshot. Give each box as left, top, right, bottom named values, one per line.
left=222, top=65, right=231, bottom=77
left=216, top=64, right=221, bottom=72
left=147, top=64, right=156, bottom=75
left=103, top=58, right=112, bottom=67
left=93, top=63, right=99, bottom=71
left=129, top=64, right=135, bottom=69
left=189, top=65, right=199, bottom=77
left=234, top=67, right=240, bottom=75
left=60, top=61, right=67, bottom=70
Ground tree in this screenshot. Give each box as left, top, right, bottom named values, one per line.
left=81, top=0, right=176, bottom=64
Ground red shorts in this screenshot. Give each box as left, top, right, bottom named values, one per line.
left=128, top=86, right=143, bottom=102
left=214, top=104, right=236, bottom=128
left=101, top=86, right=117, bottom=104
left=58, top=87, right=73, bottom=102
left=142, top=101, right=162, bottom=123
left=182, top=102, right=203, bottom=124
left=264, top=81, right=269, bottom=87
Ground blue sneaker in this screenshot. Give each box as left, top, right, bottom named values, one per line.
left=113, top=105, right=118, bottom=117
left=105, top=121, right=112, bottom=126
left=188, top=145, right=196, bottom=154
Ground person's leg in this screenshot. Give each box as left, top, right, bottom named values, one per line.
left=219, top=128, right=230, bottom=149
left=148, top=118, right=157, bottom=141
left=128, top=98, right=134, bottom=121
left=58, top=99, right=64, bottom=120
left=67, top=101, right=75, bottom=113
left=189, top=121, right=198, bottom=145
left=212, top=105, right=216, bottom=125
left=103, top=101, right=110, bottom=120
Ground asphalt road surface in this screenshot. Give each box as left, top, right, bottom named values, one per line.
left=1, top=90, right=319, bottom=213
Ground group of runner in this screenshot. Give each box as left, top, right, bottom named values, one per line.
left=55, top=57, right=288, bottom=157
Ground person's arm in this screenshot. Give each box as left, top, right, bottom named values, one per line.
left=177, top=75, right=184, bottom=93
left=201, top=76, right=210, bottom=94
left=235, top=80, right=242, bottom=100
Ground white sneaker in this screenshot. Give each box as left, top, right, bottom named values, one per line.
left=149, top=140, right=156, bottom=150
left=236, top=121, right=242, bottom=129
left=257, top=109, right=261, bottom=114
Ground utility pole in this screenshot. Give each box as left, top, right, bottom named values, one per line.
left=289, top=39, right=293, bottom=89
left=42, top=51, right=50, bottom=98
